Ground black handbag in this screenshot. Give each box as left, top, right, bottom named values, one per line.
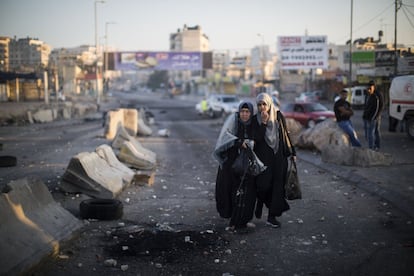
left=232, top=147, right=266, bottom=176
left=285, top=160, right=302, bottom=200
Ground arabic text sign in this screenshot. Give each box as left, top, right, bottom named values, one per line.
left=278, top=36, right=328, bottom=70
left=114, top=51, right=203, bottom=71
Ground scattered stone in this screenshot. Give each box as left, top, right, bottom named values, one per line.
left=104, top=259, right=117, bottom=267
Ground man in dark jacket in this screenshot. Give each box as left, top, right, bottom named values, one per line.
left=334, top=89, right=362, bottom=147
left=363, top=80, right=384, bottom=150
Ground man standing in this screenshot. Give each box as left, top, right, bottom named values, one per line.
left=363, top=80, right=384, bottom=150
left=334, top=89, right=362, bottom=147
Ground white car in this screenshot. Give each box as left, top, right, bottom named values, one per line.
left=196, top=94, right=241, bottom=118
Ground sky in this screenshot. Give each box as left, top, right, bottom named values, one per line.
left=1, top=0, right=413, bottom=54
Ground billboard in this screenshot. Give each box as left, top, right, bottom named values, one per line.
left=278, top=36, right=328, bottom=70
left=111, top=51, right=212, bottom=71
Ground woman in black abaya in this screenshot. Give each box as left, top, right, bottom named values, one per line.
left=213, top=101, right=258, bottom=230
left=253, top=93, right=296, bottom=228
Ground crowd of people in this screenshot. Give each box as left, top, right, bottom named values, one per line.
left=213, top=80, right=384, bottom=232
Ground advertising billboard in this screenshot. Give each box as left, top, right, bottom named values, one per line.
left=112, top=51, right=209, bottom=71
left=278, top=36, right=328, bottom=70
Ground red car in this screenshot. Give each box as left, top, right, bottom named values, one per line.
left=281, top=102, right=335, bottom=128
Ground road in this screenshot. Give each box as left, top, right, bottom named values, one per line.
left=1, top=91, right=414, bottom=276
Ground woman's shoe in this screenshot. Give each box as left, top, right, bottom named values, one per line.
left=266, top=216, right=281, bottom=228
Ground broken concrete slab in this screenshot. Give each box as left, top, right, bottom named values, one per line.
left=112, top=124, right=156, bottom=163
left=60, top=151, right=125, bottom=199
left=95, top=144, right=135, bottom=187
left=117, top=141, right=156, bottom=170
left=0, top=177, right=82, bottom=276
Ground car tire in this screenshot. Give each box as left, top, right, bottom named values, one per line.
left=307, top=120, right=316, bottom=128
left=0, top=156, right=17, bottom=167
left=208, top=109, right=215, bottom=118
left=79, top=199, right=123, bottom=220
left=406, top=119, right=414, bottom=139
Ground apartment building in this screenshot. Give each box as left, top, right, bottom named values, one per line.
left=170, top=24, right=209, bottom=52
left=8, top=37, right=51, bottom=72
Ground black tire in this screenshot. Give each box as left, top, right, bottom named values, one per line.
left=79, top=199, right=123, bottom=220
left=406, top=119, right=414, bottom=139
left=0, top=156, right=17, bottom=167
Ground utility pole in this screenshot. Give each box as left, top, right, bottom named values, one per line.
left=394, top=0, right=402, bottom=76
left=349, top=0, right=353, bottom=87
left=95, top=0, right=105, bottom=105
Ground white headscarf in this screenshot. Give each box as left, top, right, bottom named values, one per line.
left=256, top=93, right=280, bottom=154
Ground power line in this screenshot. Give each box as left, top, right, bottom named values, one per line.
left=332, top=2, right=394, bottom=44
left=401, top=6, right=414, bottom=29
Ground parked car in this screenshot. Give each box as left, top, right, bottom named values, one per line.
left=281, top=102, right=335, bottom=128
left=341, top=86, right=367, bottom=109
left=196, top=94, right=241, bottom=118
left=295, top=91, right=319, bottom=103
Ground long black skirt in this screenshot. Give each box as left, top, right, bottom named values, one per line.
left=215, top=165, right=256, bottom=227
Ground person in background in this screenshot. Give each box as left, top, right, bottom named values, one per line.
left=253, top=93, right=296, bottom=228
left=363, top=80, right=384, bottom=150
left=334, top=89, right=362, bottom=147
left=200, top=97, right=208, bottom=114
left=213, top=101, right=258, bottom=232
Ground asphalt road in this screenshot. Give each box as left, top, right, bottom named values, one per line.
left=1, top=90, right=414, bottom=276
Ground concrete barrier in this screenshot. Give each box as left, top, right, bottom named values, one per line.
left=118, top=141, right=156, bottom=170
left=137, top=108, right=152, bottom=136
left=112, top=124, right=156, bottom=163
left=95, top=144, right=136, bottom=186
left=104, top=108, right=139, bottom=140
left=104, top=109, right=124, bottom=140
left=123, top=108, right=138, bottom=136
left=0, top=177, right=83, bottom=275
left=60, top=151, right=125, bottom=198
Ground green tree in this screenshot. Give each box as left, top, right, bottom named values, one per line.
left=147, top=70, right=169, bottom=91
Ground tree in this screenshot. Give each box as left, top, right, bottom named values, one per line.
left=147, top=70, right=169, bottom=91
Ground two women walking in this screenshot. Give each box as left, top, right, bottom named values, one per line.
left=214, top=93, right=296, bottom=231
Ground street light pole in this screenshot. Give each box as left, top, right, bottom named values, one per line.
left=95, top=0, right=105, bottom=105
left=257, top=33, right=265, bottom=84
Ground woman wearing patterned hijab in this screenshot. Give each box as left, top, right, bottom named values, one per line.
left=213, top=101, right=259, bottom=231
left=254, top=93, right=296, bottom=228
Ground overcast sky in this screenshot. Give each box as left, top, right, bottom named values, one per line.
left=1, top=0, right=413, bottom=53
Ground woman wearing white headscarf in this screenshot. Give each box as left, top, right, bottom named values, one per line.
left=213, top=101, right=259, bottom=231
left=253, top=93, right=296, bottom=228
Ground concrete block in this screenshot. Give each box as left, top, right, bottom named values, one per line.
left=104, top=109, right=124, bottom=140
left=0, top=177, right=82, bottom=275
left=112, top=124, right=156, bottom=163
left=134, top=170, right=156, bottom=186
left=118, top=141, right=156, bottom=170
left=95, top=144, right=135, bottom=187
left=123, top=108, right=138, bottom=136
left=60, top=151, right=124, bottom=199
left=32, top=109, right=54, bottom=123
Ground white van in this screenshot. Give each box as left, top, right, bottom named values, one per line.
left=389, top=75, right=414, bottom=139
left=350, top=86, right=367, bottom=108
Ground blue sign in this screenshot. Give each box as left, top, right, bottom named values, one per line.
left=114, top=51, right=203, bottom=71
